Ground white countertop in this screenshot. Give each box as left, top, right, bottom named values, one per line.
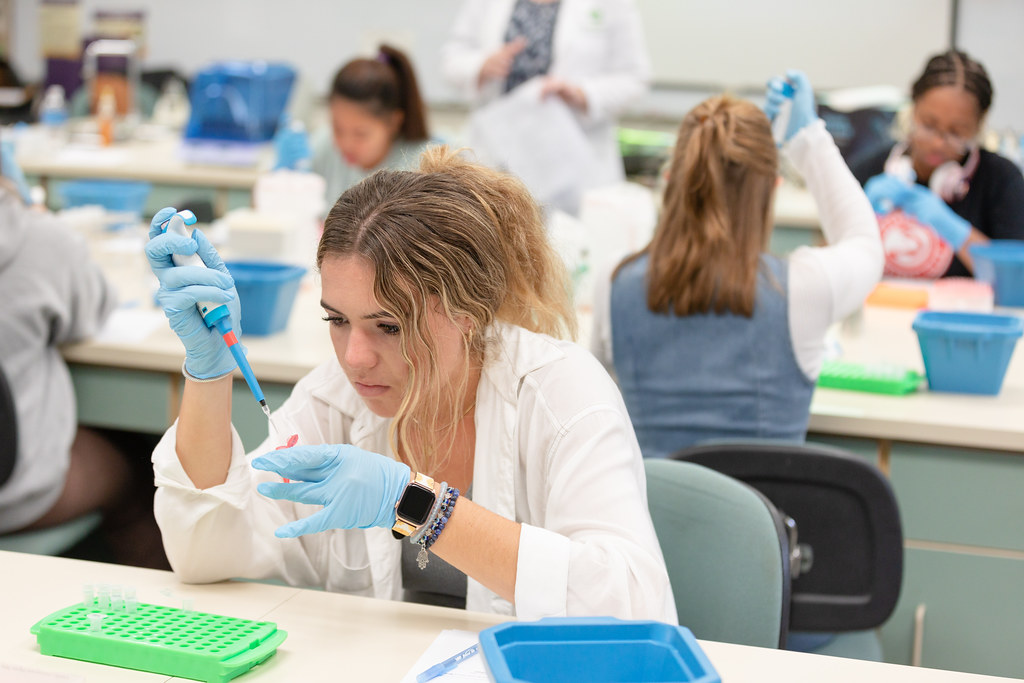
left=1, top=551, right=1015, bottom=683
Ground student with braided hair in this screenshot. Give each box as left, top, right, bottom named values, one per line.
left=853, top=50, right=1024, bottom=278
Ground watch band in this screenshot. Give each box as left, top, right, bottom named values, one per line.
left=392, top=472, right=436, bottom=539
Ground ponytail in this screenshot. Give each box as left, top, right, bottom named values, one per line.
left=329, top=44, right=429, bottom=141
left=617, top=95, right=777, bottom=317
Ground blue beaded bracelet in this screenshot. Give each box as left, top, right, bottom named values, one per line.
left=415, top=486, right=460, bottom=570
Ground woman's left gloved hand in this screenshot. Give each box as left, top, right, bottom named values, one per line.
left=252, top=444, right=411, bottom=538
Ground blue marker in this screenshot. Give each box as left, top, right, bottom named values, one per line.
left=160, top=210, right=271, bottom=419
left=416, top=643, right=479, bottom=683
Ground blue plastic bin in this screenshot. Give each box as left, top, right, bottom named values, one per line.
left=226, top=261, right=305, bottom=336
left=912, top=311, right=1023, bottom=395
left=479, top=617, right=720, bottom=683
left=57, top=180, right=152, bottom=229
left=969, top=241, right=1024, bottom=307
left=185, top=61, right=295, bottom=143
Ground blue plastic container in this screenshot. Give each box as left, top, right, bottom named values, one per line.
left=969, top=241, right=1024, bottom=307
left=57, top=180, right=152, bottom=229
left=912, top=311, right=1023, bottom=395
left=185, top=61, right=296, bottom=143
left=226, top=261, right=305, bottom=336
left=479, top=617, right=720, bottom=683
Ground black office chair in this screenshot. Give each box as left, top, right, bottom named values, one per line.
left=0, top=363, right=102, bottom=555
left=671, top=440, right=904, bottom=659
left=0, top=362, right=19, bottom=489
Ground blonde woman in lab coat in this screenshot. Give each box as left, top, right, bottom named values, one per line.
left=442, top=0, right=651, bottom=209
left=145, top=146, right=675, bottom=621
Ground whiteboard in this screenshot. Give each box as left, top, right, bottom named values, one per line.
left=636, top=0, right=954, bottom=91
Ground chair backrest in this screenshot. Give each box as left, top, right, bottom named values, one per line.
left=644, top=459, right=791, bottom=649
left=0, top=363, right=17, bottom=488
left=672, top=441, right=903, bottom=632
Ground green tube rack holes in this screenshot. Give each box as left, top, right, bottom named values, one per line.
left=31, top=601, right=287, bottom=683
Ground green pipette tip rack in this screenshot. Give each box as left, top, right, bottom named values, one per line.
left=31, top=599, right=287, bottom=683
left=817, top=359, right=923, bottom=395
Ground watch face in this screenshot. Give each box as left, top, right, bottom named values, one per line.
left=397, top=484, right=435, bottom=525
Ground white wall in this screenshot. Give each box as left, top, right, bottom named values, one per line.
left=635, top=0, right=951, bottom=91
left=8, top=0, right=1022, bottom=129
left=956, top=0, right=1024, bottom=131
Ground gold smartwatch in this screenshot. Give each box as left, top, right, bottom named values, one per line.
left=392, top=473, right=436, bottom=539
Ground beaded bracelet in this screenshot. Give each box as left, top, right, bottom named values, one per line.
left=415, top=486, right=460, bottom=570
left=408, top=481, right=447, bottom=546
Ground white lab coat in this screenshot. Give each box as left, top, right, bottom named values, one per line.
left=153, top=322, right=676, bottom=623
left=442, top=0, right=651, bottom=190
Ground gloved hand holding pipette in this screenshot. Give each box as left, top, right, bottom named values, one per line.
left=144, top=207, right=270, bottom=417
left=764, top=69, right=819, bottom=145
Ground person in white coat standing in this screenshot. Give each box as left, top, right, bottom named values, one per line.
left=442, top=0, right=650, bottom=213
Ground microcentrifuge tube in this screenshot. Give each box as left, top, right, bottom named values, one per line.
left=97, top=584, right=111, bottom=610
left=182, top=598, right=194, bottom=615
left=82, top=583, right=94, bottom=608
left=110, top=584, right=123, bottom=611
left=87, top=613, right=105, bottom=632
left=124, top=585, right=137, bottom=612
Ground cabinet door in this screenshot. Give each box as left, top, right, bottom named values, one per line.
left=71, top=365, right=174, bottom=433
left=880, top=547, right=1024, bottom=678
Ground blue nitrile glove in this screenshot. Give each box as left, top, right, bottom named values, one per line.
left=252, top=444, right=412, bottom=538
left=897, top=182, right=971, bottom=250
left=144, top=206, right=241, bottom=378
left=272, top=117, right=312, bottom=171
left=864, top=172, right=915, bottom=215
left=0, top=139, right=32, bottom=205
left=764, top=69, right=818, bottom=143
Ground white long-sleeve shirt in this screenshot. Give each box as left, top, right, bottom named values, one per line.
left=153, top=322, right=676, bottom=623
left=592, top=119, right=883, bottom=381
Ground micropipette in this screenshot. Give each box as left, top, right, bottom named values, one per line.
left=160, top=210, right=272, bottom=420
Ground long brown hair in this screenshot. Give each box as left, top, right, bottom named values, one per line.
left=318, top=146, right=574, bottom=473
left=618, top=95, right=777, bottom=317
left=330, top=44, right=429, bottom=141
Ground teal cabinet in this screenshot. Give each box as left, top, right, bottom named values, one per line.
left=809, top=431, right=1024, bottom=678
left=881, top=548, right=1024, bottom=677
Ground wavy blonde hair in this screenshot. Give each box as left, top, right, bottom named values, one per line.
left=618, top=95, right=778, bottom=316
left=318, top=145, right=575, bottom=473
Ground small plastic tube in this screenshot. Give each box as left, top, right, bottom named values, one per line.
left=124, top=585, right=137, bottom=613
left=82, top=583, right=94, bottom=608
left=97, top=584, right=111, bottom=610
left=110, top=585, right=123, bottom=611
left=182, top=598, right=194, bottom=615
left=87, top=613, right=105, bottom=632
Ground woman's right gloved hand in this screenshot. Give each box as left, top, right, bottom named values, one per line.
left=765, top=69, right=819, bottom=143
left=144, top=206, right=240, bottom=379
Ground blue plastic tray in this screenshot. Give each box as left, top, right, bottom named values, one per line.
left=912, top=310, right=1023, bottom=395
left=969, top=241, right=1024, bottom=307
left=479, top=617, right=720, bottom=683
left=225, top=261, right=305, bottom=336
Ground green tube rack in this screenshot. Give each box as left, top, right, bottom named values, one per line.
left=30, top=600, right=287, bottom=683
left=816, top=359, right=923, bottom=395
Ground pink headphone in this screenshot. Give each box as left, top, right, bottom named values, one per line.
left=884, top=141, right=980, bottom=202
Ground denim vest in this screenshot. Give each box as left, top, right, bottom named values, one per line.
left=610, top=253, right=814, bottom=458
